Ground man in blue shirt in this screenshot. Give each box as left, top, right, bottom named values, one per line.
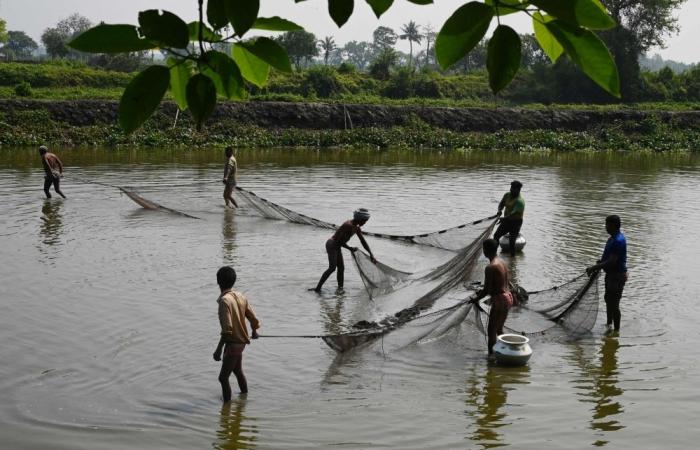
left=587, top=215, right=628, bottom=331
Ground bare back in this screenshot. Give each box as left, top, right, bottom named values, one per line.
left=331, top=220, right=359, bottom=246
left=483, top=257, right=509, bottom=297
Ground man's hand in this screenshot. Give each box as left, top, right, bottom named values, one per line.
left=370, top=255, right=377, bottom=264
left=586, top=266, right=596, bottom=276
left=496, top=210, right=503, bottom=217
left=213, top=351, right=222, bottom=361
left=222, top=179, right=227, bottom=185
left=251, top=330, right=259, bottom=340
left=350, top=247, right=358, bottom=253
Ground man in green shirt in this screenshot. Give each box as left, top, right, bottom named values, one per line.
left=494, top=180, right=525, bottom=257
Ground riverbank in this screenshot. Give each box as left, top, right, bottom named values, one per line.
left=1, top=99, right=698, bottom=151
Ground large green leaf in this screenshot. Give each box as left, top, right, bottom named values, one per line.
left=546, top=20, right=620, bottom=97
left=188, top=22, right=221, bottom=42
left=329, top=0, right=354, bottom=27
left=365, top=0, right=393, bottom=18
left=487, top=25, right=521, bottom=94
left=207, top=0, right=229, bottom=30
left=202, top=51, right=245, bottom=99
left=186, top=74, right=218, bottom=130
left=118, top=65, right=170, bottom=133
left=68, top=24, right=157, bottom=53
left=407, top=0, right=433, bottom=4
left=138, top=10, right=189, bottom=49
left=532, top=12, right=563, bottom=63
left=167, top=58, right=191, bottom=110
left=435, top=2, right=494, bottom=70
left=252, top=17, right=303, bottom=31
left=232, top=43, right=271, bottom=87
left=485, top=0, right=523, bottom=16
left=239, top=37, right=292, bottom=73
left=225, top=0, right=260, bottom=37
left=531, top=0, right=615, bottom=30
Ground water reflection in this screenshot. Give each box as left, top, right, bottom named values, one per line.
left=569, top=337, right=624, bottom=447
left=213, top=398, right=257, bottom=450
left=465, top=365, right=530, bottom=448
left=222, top=209, right=237, bottom=263
left=39, top=199, right=63, bottom=250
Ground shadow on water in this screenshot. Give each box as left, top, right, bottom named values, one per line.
left=213, top=398, right=257, bottom=450
left=38, top=199, right=63, bottom=257
left=464, top=364, right=531, bottom=449
left=568, top=337, right=624, bottom=447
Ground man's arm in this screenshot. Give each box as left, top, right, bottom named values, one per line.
left=244, top=301, right=260, bottom=339
left=55, top=156, right=64, bottom=174
left=214, top=300, right=232, bottom=359
left=356, top=229, right=376, bottom=263
left=223, top=163, right=231, bottom=183
left=472, top=266, right=493, bottom=302
left=587, top=253, right=618, bottom=275
left=213, top=337, right=225, bottom=361
left=497, top=194, right=506, bottom=214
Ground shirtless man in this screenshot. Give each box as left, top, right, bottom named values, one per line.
left=38, top=145, right=66, bottom=199
left=471, top=238, right=514, bottom=355
left=222, top=147, right=238, bottom=208
left=311, top=208, right=376, bottom=293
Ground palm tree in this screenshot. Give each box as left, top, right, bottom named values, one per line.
left=319, top=36, right=336, bottom=66
left=423, top=24, right=436, bottom=69
left=399, top=21, right=422, bottom=69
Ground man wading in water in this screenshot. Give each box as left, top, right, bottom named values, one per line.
left=311, top=208, right=376, bottom=293
left=39, top=145, right=66, bottom=199
left=587, top=215, right=628, bottom=332
left=471, top=238, right=514, bottom=356
left=222, top=147, right=239, bottom=209
left=494, top=180, right=525, bottom=256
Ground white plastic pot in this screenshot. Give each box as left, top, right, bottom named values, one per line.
left=498, top=233, right=526, bottom=252
left=493, top=333, right=532, bottom=366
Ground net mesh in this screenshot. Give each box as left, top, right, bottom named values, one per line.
left=236, top=187, right=497, bottom=250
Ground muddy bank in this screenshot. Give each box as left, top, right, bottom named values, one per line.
left=2, top=99, right=699, bottom=132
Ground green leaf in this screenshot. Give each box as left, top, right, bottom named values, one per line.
left=365, top=0, right=393, bottom=18
left=487, top=25, right=521, bottom=94
left=252, top=17, right=303, bottom=31
left=167, top=58, right=191, bottom=110
left=207, top=0, right=229, bottom=30
left=225, top=0, right=260, bottom=37
left=186, top=74, right=218, bottom=130
left=531, top=0, right=615, bottom=30
left=138, top=10, right=189, bottom=49
left=232, top=43, right=271, bottom=87
left=546, top=20, right=620, bottom=97
left=68, top=24, right=157, bottom=53
left=435, top=2, right=494, bottom=70
left=188, top=22, right=220, bottom=42
left=532, top=12, right=563, bottom=63
left=202, top=51, right=245, bottom=99
left=329, top=0, right=354, bottom=27
left=239, top=37, right=292, bottom=73
left=485, top=0, right=523, bottom=16
left=406, top=0, right=433, bottom=4
left=118, top=65, right=170, bottom=133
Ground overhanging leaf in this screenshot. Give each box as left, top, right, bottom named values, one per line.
left=240, top=37, right=292, bottom=73
left=546, top=20, right=620, bottom=97
left=485, top=0, right=522, bottom=16
left=118, top=65, right=170, bottom=133
left=532, top=12, right=563, bottom=63
left=532, top=0, right=615, bottom=30
left=188, top=22, right=221, bottom=42
left=365, top=0, right=393, bottom=18
left=487, top=25, right=521, bottom=94
left=232, top=43, right=271, bottom=87
left=167, top=58, right=192, bottom=110
left=138, top=10, right=189, bottom=49
left=202, top=51, right=245, bottom=99
left=207, top=0, right=228, bottom=30
left=225, top=0, right=260, bottom=37
left=186, top=74, right=218, bottom=130
left=252, top=17, right=303, bottom=31
left=407, top=0, right=433, bottom=4
left=329, top=0, right=354, bottom=27
left=68, top=24, right=157, bottom=53
left=435, top=2, right=494, bottom=70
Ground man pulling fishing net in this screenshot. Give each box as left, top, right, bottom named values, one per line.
left=311, top=208, right=376, bottom=293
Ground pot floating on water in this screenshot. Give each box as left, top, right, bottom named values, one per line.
left=498, top=233, right=526, bottom=252
left=493, top=334, right=532, bottom=366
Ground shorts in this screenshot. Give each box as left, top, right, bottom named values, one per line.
left=224, top=343, right=246, bottom=358
left=225, top=180, right=237, bottom=189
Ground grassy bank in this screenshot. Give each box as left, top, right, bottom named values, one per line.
left=1, top=107, right=698, bottom=152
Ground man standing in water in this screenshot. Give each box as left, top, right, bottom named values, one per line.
left=471, top=238, right=514, bottom=356
left=222, top=147, right=239, bottom=209
left=39, top=145, right=66, bottom=199
left=587, top=215, right=627, bottom=331
left=311, top=208, right=376, bottom=293
left=213, top=266, right=260, bottom=402
left=494, top=180, right=525, bottom=256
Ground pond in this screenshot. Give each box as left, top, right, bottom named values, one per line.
left=1, top=147, right=699, bottom=449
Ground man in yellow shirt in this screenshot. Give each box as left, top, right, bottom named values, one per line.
left=494, top=180, right=525, bottom=257
left=222, top=147, right=239, bottom=208
left=213, top=266, right=260, bottom=401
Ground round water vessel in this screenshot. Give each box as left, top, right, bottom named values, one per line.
left=493, top=334, right=532, bottom=366
left=498, top=233, right=526, bottom=252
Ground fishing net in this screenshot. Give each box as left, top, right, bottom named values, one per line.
left=322, top=271, right=601, bottom=352
left=236, top=187, right=497, bottom=250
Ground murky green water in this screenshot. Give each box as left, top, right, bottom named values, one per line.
left=1, top=147, right=699, bottom=449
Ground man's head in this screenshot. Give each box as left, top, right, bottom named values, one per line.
left=225, top=146, right=234, bottom=157
left=217, top=266, right=237, bottom=290
left=353, top=208, right=370, bottom=226
left=510, top=180, right=523, bottom=196
left=605, top=214, right=621, bottom=235
left=483, top=238, right=499, bottom=259
left=38, top=145, right=48, bottom=155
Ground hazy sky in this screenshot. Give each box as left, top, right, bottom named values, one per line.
left=1, top=0, right=698, bottom=63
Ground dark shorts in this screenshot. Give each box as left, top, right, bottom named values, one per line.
left=225, top=180, right=237, bottom=189
left=604, top=272, right=626, bottom=303
left=494, top=218, right=523, bottom=240
left=325, top=239, right=344, bottom=268
left=224, top=343, right=246, bottom=358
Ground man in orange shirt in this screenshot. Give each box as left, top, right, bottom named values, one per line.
left=213, top=266, right=260, bottom=402
left=39, top=145, right=66, bottom=199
